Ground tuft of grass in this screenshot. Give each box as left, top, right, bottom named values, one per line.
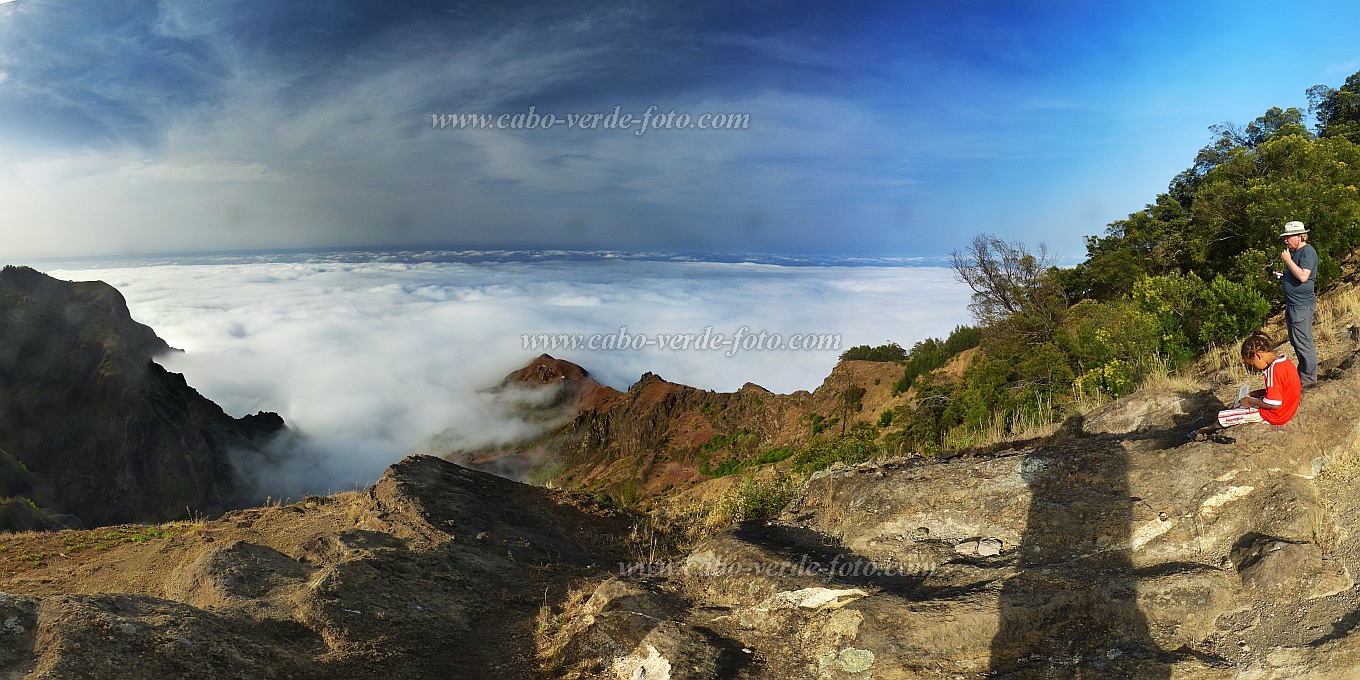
left=1136, top=355, right=1202, bottom=392
left=1200, top=342, right=1253, bottom=383
left=943, top=407, right=1061, bottom=452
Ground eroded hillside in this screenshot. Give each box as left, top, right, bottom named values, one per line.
left=451, top=352, right=926, bottom=504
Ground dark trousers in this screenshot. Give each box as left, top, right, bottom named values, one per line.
left=1286, top=302, right=1317, bottom=384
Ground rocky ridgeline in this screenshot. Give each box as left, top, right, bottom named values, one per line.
left=458, top=352, right=914, bottom=497
left=0, top=267, right=285, bottom=527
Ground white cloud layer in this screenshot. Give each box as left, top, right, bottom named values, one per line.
left=47, top=257, right=972, bottom=497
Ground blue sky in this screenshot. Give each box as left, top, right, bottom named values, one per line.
left=2, top=0, right=1358, bottom=260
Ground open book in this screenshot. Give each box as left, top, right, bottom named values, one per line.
left=1238, top=384, right=1251, bottom=404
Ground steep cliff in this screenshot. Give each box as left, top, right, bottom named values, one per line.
left=0, top=266, right=285, bottom=527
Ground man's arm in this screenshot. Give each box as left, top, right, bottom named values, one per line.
left=1280, top=249, right=1312, bottom=282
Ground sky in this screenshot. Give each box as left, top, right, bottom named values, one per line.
left=48, top=257, right=971, bottom=495
left=3, top=0, right=1360, bottom=261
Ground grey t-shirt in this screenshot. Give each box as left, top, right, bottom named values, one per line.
left=1282, top=243, right=1317, bottom=306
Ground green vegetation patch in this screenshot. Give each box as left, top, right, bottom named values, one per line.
left=839, top=343, right=907, bottom=362
left=891, top=325, right=981, bottom=395
left=790, top=422, right=880, bottom=474
left=702, top=447, right=797, bottom=478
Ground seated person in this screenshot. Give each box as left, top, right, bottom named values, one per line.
left=1200, top=332, right=1301, bottom=435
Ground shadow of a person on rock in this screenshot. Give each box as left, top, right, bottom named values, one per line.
left=988, top=438, right=1172, bottom=678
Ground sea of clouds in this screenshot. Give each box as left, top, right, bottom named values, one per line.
left=43, top=252, right=971, bottom=498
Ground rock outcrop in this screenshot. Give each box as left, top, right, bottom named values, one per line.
left=0, top=266, right=285, bottom=527
left=0, top=455, right=637, bottom=679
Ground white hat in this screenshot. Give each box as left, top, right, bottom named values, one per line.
left=1280, top=220, right=1309, bottom=237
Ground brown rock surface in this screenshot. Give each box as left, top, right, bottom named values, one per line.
left=0, top=455, right=639, bottom=679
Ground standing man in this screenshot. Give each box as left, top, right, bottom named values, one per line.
left=1279, top=220, right=1318, bottom=386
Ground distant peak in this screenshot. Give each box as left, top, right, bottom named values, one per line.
left=503, top=354, right=596, bottom=387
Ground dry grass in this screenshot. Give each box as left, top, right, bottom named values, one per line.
left=0, top=522, right=195, bottom=575
left=1329, top=285, right=1360, bottom=321
left=1066, top=381, right=1114, bottom=415
left=942, top=393, right=1072, bottom=451
left=1317, top=302, right=1338, bottom=343
left=1136, top=355, right=1202, bottom=393
left=662, top=472, right=804, bottom=542
left=1316, top=285, right=1360, bottom=346
left=1200, top=342, right=1254, bottom=383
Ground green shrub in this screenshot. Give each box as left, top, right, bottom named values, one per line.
left=1200, top=275, right=1272, bottom=347
left=1132, top=271, right=1271, bottom=359
left=790, top=422, right=879, bottom=474
left=802, top=414, right=837, bottom=436
left=839, top=343, right=906, bottom=362
left=720, top=475, right=799, bottom=521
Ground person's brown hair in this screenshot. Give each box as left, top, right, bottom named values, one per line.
left=1241, top=332, right=1273, bottom=360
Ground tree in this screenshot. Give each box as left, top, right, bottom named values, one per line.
left=839, top=343, right=906, bottom=362
left=1309, top=69, right=1360, bottom=143
left=1191, top=133, right=1360, bottom=287
left=1061, top=193, right=1199, bottom=300
left=1168, top=107, right=1313, bottom=209
left=838, top=384, right=866, bottom=434
left=951, top=234, right=1068, bottom=352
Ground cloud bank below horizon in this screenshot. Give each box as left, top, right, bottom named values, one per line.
left=48, top=256, right=972, bottom=498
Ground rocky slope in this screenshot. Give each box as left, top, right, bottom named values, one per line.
left=0, top=266, right=285, bottom=528
left=0, top=455, right=637, bottom=678
left=529, top=337, right=1360, bottom=678
left=441, top=354, right=622, bottom=481
left=4, top=359, right=1359, bottom=678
